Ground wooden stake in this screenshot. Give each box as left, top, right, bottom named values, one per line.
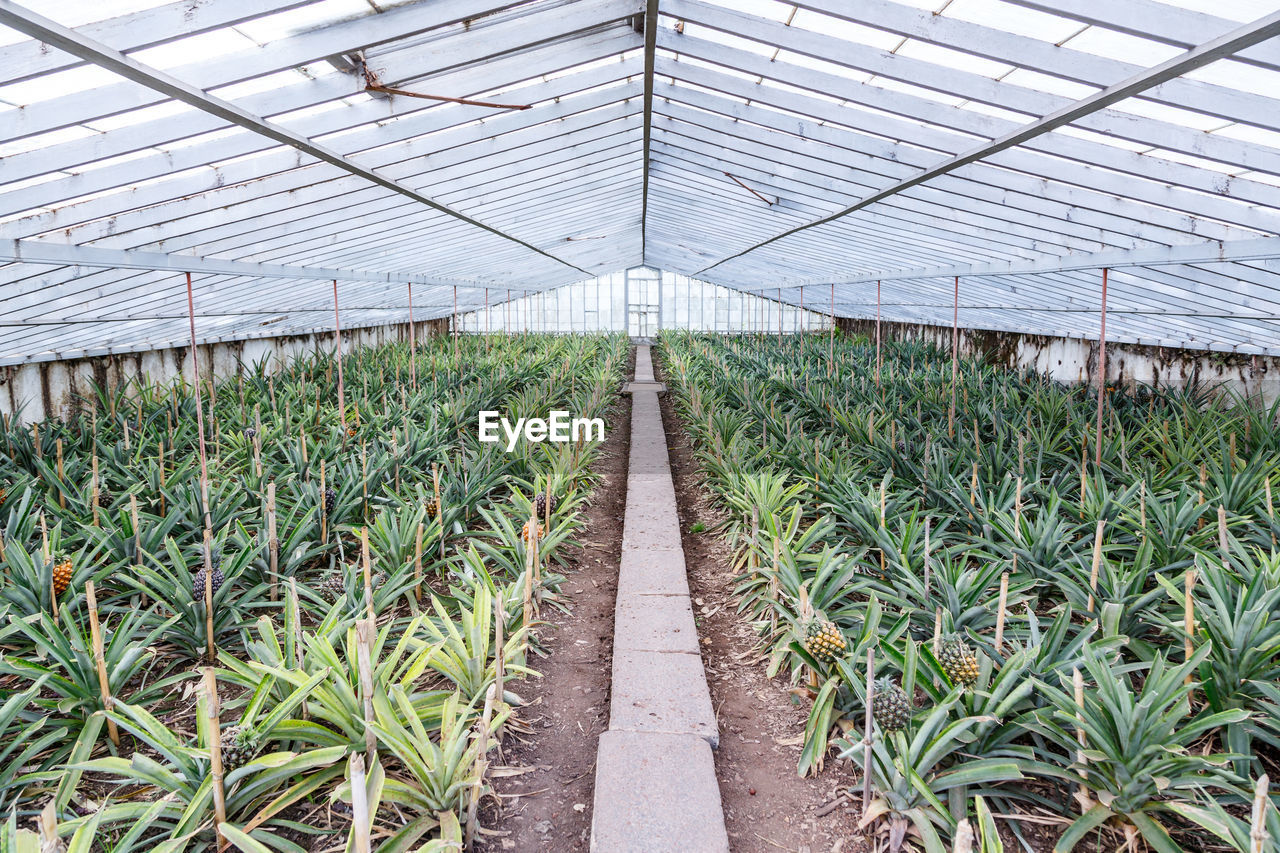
left=1185, top=570, right=1197, bottom=685
left=361, top=527, right=375, bottom=622
left=350, top=753, right=372, bottom=853
left=413, top=522, right=424, bottom=603
left=861, top=648, right=875, bottom=810
left=1250, top=774, right=1270, bottom=853
left=91, top=454, right=100, bottom=527
left=204, top=527, right=216, bottom=663
left=319, top=460, right=328, bottom=544
left=356, top=619, right=377, bottom=765
left=1267, top=479, right=1276, bottom=550
left=1072, top=668, right=1092, bottom=812
left=994, top=573, right=1009, bottom=656
left=158, top=440, right=166, bottom=515
left=1087, top=519, right=1105, bottom=614
left=933, top=607, right=943, bottom=653
left=130, top=495, right=142, bottom=564
left=407, top=282, right=417, bottom=391
left=204, top=667, right=228, bottom=850
left=86, top=581, right=121, bottom=747
left=267, top=482, right=278, bottom=603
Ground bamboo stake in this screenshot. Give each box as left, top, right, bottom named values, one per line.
left=86, top=581, right=121, bottom=747
left=522, top=518, right=535, bottom=654
left=874, top=279, right=882, bottom=388
left=356, top=618, right=377, bottom=765
left=466, top=683, right=498, bottom=849
left=204, top=668, right=229, bottom=850
left=350, top=753, right=372, bottom=853
left=933, top=607, right=943, bottom=653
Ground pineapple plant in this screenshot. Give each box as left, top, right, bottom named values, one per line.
left=802, top=617, right=847, bottom=663
left=871, top=677, right=911, bottom=732
left=937, top=634, right=980, bottom=686
left=51, top=556, right=73, bottom=596
left=219, top=724, right=260, bottom=772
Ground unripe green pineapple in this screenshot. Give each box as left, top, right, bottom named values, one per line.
left=938, top=635, right=980, bottom=686
left=802, top=618, right=846, bottom=663
left=219, top=724, right=260, bottom=773
left=871, top=677, right=911, bottom=732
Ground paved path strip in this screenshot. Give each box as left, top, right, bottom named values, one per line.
left=590, top=345, right=730, bottom=853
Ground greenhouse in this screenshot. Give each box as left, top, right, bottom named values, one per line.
left=1, top=0, right=1280, bottom=851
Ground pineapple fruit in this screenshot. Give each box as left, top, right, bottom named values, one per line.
left=938, top=635, right=980, bottom=686
left=319, top=572, right=346, bottom=602
left=51, top=557, right=73, bottom=596
left=521, top=519, right=544, bottom=542
left=872, top=677, right=911, bottom=732
left=534, top=491, right=557, bottom=517
left=802, top=618, right=846, bottom=663
left=426, top=495, right=440, bottom=520
left=193, top=555, right=225, bottom=600
left=323, top=487, right=337, bottom=517
left=219, top=724, right=260, bottom=773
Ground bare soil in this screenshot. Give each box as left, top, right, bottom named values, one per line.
left=655, top=356, right=867, bottom=853
left=480, top=389, right=631, bottom=851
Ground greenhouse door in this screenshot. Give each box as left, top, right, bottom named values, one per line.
left=626, top=267, right=661, bottom=339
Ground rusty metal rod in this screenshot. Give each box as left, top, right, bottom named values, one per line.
left=365, top=82, right=530, bottom=110
left=724, top=171, right=775, bottom=206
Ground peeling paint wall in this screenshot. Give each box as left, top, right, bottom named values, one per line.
left=0, top=319, right=449, bottom=426
left=838, top=318, right=1280, bottom=407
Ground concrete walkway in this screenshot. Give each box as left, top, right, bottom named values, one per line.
left=590, top=346, right=729, bottom=853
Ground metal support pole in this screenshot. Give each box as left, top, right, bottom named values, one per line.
left=184, top=273, right=214, bottom=567
left=452, top=285, right=458, bottom=359
left=1095, top=268, right=1110, bottom=468
left=333, top=280, right=347, bottom=435
left=875, top=279, right=882, bottom=388
left=949, top=275, right=959, bottom=435
left=829, top=282, right=835, bottom=366
left=778, top=287, right=783, bottom=337
left=407, top=282, right=416, bottom=391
